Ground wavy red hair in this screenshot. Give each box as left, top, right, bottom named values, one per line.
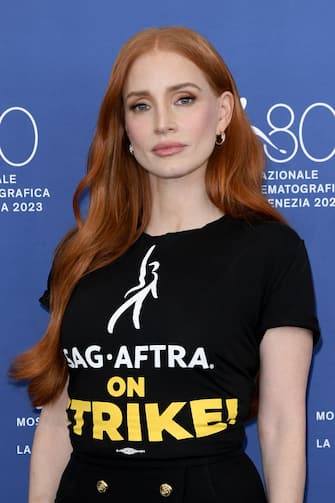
left=10, top=26, right=284, bottom=406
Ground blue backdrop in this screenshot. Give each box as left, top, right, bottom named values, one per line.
left=1, top=1, right=333, bottom=500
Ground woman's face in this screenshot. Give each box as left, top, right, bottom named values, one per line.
left=123, top=50, right=233, bottom=182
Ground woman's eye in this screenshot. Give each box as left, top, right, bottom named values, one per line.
left=130, top=103, right=150, bottom=112
left=176, top=96, right=194, bottom=105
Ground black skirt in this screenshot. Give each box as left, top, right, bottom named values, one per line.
left=55, top=451, right=267, bottom=502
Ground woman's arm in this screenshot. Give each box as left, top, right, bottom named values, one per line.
left=29, top=382, right=72, bottom=503
left=258, top=326, right=313, bottom=503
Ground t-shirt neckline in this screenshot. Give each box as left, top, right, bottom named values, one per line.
left=143, top=214, right=226, bottom=239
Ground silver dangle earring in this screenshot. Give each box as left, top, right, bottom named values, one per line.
left=129, top=144, right=134, bottom=155
left=215, top=132, right=226, bottom=146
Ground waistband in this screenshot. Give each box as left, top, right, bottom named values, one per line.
left=72, top=448, right=244, bottom=469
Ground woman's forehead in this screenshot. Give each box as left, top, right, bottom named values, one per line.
left=123, top=50, right=210, bottom=95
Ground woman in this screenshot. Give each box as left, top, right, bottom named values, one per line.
left=11, top=27, right=319, bottom=502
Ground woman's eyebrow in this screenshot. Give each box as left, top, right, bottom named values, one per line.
left=125, top=82, right=202, bottom=100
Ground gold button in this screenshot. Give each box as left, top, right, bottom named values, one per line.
left=160, top=483, right=173, bottom=497
left=96, top=480, right=109, bottom=493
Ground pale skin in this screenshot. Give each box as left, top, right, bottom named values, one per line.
left=28, top=50, right=314, bottom=502
left=258, top=327, right=313, bottom=503
left=29, top=383, right=71, bottom=502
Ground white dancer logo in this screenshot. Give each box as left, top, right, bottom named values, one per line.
left=107, top=245, right=160, bottom=334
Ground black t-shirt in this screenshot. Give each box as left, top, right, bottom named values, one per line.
left=41, top=216, right=319, bottom=460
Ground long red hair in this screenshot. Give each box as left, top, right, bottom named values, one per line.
left=10, top=26, right=284, bottom=406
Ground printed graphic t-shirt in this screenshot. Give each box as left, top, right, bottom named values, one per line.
left=41, top=216, right=320, bottom=460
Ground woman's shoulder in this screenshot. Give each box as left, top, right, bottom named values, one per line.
left=224, top=215, right=303, bottom=256
left=250, top=218, right=301, bottom=244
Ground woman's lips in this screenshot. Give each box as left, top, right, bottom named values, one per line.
left=152, top=142, right=186, bottom=157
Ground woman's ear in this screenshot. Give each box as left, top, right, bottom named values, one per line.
left=216, top=91, right=234, bottom=135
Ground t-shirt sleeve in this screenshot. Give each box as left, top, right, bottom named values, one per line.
left=258, top=237, right=320, bottom=344
left=39, top=269, right=52, bottom=310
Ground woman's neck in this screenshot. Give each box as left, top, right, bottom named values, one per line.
left=145, top=174, right=224, bottom=236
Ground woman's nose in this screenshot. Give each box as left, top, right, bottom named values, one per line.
left=154, top=105, right=176, bottom=134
